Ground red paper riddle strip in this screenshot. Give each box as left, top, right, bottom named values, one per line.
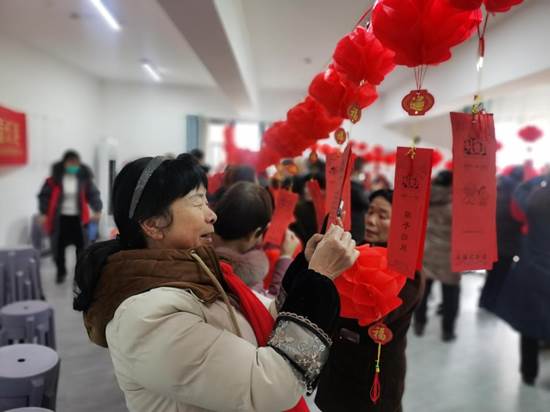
left=326, top=143, right=354, bottom=230
left=307, top=179, right=325, bottom=232
left=450, top=112, right=498, bottom=272
left=263, top=189, right=299, bottom=246
left=387, top=147, right=433, bottom=279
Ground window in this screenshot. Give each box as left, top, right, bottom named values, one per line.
left=205, top=121, right=261, bottom=170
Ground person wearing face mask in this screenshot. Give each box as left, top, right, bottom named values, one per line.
left=315, top=189, right=424, bottom=412
left=38, top=150, right=102, bottom=283
left=213, top=181, right=300, bottom=295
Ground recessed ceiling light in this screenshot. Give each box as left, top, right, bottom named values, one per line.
left=90, top=0, right=121, bottom=31
left=141, top=60, right=162, bottom=83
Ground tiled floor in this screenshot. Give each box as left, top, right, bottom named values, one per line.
left=42, top=251, right=550, bottom=412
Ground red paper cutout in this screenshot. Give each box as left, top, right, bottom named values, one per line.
left=263, top=189, right=299, bottom=246
left=401, top=89, right=435, bottom=116
left=306, top=179, right=325, bottom=232
left=450, top=112, right=498, bottom=272
left=368, top=322, right=394, bottom=345
left=387, top=147, right=433, bottom=279
left=334, top=127, right=347, bottom=144
left=326, top=144, right=354, bottom=230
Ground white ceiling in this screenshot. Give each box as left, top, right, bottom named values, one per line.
left=0, top=0, right=538, bottom=119
left=242, top=0, right=374, bottom=90
left=0, top=0, right=380, bottom=89
left=0, top=0, right=216, bottom=86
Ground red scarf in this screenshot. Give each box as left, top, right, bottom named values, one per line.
left=220, top=261, right=309, bottom=412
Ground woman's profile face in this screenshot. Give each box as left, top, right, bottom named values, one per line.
left=161, top=185, right=217, bottom=250
left=364, top=196, right=392, bottom=244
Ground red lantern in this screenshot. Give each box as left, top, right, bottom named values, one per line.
left=357, top=142, right=368, bottom=153
left=448, top=0, right=483, bottom=9
left=383, top=152, right=397, bottom=165
left=309, top=68, right=378, bottom=120
left=518, top=125, right=543, bottom=143
left=287, top=97, right=343, bottom=141
left=448, top=0, right=523, bottom=13
left=371, top=145, right=385, bottom=164
left=444, top=159, right=453, bottom=170
left=334, top=245, right=407, bottom=326
left=256, top=121, right=311, bottom=170
left=333, top=26, right=396, bottom=86
left=484, top=0, right=523, bottom=12
left=431, top=149, right=444, bottom=167
left=372, top=0, right=482, bottom=67
left=363, top=153, right=373, bottom=162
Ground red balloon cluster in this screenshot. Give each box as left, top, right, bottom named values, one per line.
left=448, top=0, right=523, bottom=13
left=335, top=245, right=407, bottom=326
left=372, top=0, right=482, bottom=67
left=517, top=125, right=543, bottom=143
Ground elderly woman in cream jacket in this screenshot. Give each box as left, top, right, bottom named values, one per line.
left=74, top=154, right=358, bottom=412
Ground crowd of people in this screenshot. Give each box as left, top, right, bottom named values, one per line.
left=35, top=149, right=550, bottom=411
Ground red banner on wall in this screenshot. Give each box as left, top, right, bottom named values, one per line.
left=387, top=147, right=433, bottom=279
left=0, top=105, right=27, bottom=166
left=450, top=112, right=497, bottom=272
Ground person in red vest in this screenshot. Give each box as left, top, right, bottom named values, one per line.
left=38, top=150, right=102, bottom=283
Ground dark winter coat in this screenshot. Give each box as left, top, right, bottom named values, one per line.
left=423, top=184, right=460, bottom=285
left=38, top=162, right=102, bottom=251
left=495, top=176, right=550, bottom=340
left=495, top=172, right=524, bottom=258
left=315, top=247, right=424, bottom=412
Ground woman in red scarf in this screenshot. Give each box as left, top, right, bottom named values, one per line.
left=74, top=154, right=358, bottom=412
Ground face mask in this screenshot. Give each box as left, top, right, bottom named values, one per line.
left=65, top=165, right=80, bottom=175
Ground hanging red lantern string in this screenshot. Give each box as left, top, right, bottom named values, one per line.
left=372, top=0, right=481, bottom=116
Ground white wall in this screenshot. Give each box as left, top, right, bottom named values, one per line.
left=0, top=34, right=241, bottom=247
left=0, top=33, right=101, bottom=247
left=98, top=81, right=236, bottom=166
